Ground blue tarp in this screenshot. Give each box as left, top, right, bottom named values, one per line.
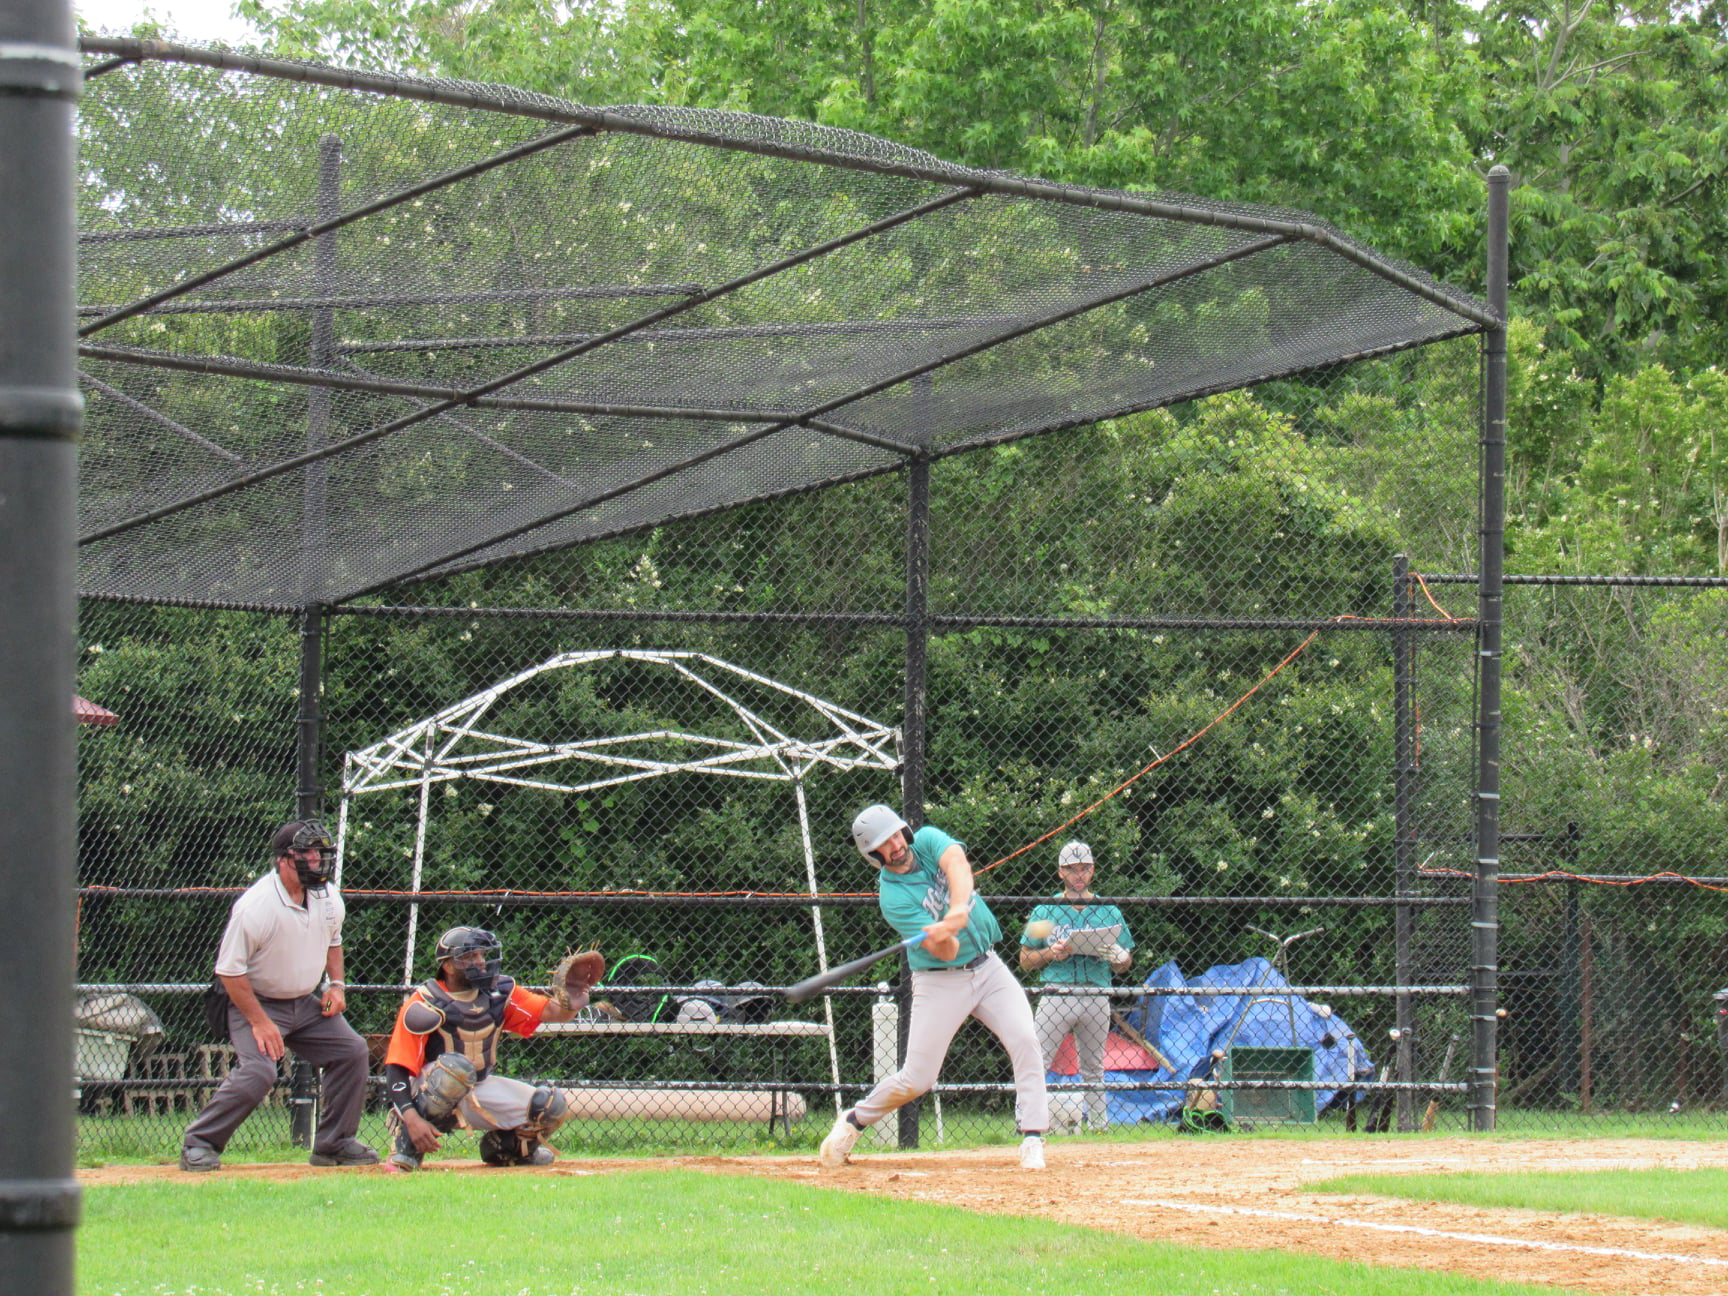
left=1046, top=957, right=1377, bottom=1125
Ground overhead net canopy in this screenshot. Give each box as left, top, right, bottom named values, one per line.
left=76, top=39, right=1492, bottom=609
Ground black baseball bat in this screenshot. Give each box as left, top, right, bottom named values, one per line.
left=783, top=932, right=927, bottom=1004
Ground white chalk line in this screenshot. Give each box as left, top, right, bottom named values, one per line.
left=1122, top=1198, right=1728, bottom=1268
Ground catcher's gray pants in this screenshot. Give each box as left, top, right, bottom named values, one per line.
left=1034, top=989, right=1111, bottom=1130
left=451, top=1075, right=555, bottom=1132
left=849, top=950, right=1049, bottom=1134
left=183, top=995, right=369, bottom=1156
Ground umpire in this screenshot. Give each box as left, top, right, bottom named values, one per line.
left=179, top=820, right=377, bottom=1171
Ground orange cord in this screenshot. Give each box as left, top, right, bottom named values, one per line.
left=974, top=628, right=1324, bottom=877
left=977, top=582, right=1466, bottom=878
left=1420, top=867, right=1728, bottom=894
left=1414, top=571, right=1460, bottom=621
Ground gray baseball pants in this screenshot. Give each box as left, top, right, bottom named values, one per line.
left=183, top=995, right=370, bottom=1156
left=452, top=1074, right=549, bottom=1131
left=1034, top=988, right=1112, bottom=1129
left=849, top=950, right=1049, bottom=1134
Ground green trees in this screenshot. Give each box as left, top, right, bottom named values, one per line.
left=1476, top=2, right=1728, bottom=379
left=214, top=0, right=1728, bottom=391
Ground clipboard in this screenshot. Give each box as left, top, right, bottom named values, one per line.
left=1063, top=924, right=1120, bottom=957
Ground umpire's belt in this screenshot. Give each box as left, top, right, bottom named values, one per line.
left=934, top=951, right=990, bottom=971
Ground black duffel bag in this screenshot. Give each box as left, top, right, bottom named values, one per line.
left=203, top=981, right=232, bottom=1040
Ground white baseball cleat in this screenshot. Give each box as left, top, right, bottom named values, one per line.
left=1019, top=1135, right=1046, bottom=1170
left=819, top=1111, right=863, bottom=1167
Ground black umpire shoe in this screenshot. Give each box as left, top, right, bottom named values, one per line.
left=179, top=1144, right=221, bottom=1172
left=308, top=1137, right=378, bottom=1167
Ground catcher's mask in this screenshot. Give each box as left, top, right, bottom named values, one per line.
left=272, top=819, right=335, bottom=893
left=435, top=926, right=503, bottom=991
left=851, top=804, right=912, bottom=867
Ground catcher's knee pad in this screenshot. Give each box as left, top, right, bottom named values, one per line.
left=523, top=1085, right=570, bottom=1136
left=416, top=1052, right=478, bottom=1123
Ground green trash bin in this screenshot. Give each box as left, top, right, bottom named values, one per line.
left=1220, top=1046, right=1316, bottom=1126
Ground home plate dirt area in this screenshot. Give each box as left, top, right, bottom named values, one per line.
left=82, top=1137, right=1728, bottom=1295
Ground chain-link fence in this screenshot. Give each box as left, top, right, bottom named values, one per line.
left=1483, top=582, right=1728, bottom=1123
left=65, top=40, right=1580, bottom=1165
left=73, top=332, right=1528, bottom=1160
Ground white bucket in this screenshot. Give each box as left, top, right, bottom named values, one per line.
left=1049, top=1091, right=1084, bottom=1134
left=75, top=1029, right=130, bottom=1081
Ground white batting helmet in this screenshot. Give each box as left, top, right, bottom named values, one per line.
left=852, top=804, right=910, bottom=863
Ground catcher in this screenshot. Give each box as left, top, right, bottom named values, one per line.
left=381, top=926, right=602, bottom=1171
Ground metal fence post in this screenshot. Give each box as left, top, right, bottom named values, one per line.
left=1471, top=165, right=1511, bottom=1132
left=288, top=133, right=343, bottom=1143
left=1392, top=554, right=1417, bottom=1130
left=289, top=1058, right=319, bottom=1148
left=897, top=445, right=931, bottom=1150
left=0, top=3, right=82, bottom=1290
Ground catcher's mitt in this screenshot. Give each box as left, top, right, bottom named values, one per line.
left=549, top=946, right=605, bottom=1010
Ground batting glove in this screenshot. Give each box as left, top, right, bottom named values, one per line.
left=1103, top=944, right=1128, bottom=966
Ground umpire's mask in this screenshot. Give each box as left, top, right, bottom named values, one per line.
left=273, top=819, right=336, bottom=893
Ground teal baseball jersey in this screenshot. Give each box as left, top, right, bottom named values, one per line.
left=1021, top=898, right=1135, bottom=986
left=877, top=824, right=1003, bottom=970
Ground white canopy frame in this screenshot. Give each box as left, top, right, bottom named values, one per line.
left=335, top=647, right=901, bottom=1106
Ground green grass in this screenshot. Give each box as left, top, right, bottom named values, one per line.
left=75, top=1098, right=1728, bottom=1166
left=1482, top=1107, right=1727, bottom=1138
left=79, top=1171, right=1574, bottom=1296
left=1305, top=1166, right=1728, bottom=1231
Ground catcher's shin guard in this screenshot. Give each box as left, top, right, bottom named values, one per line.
left=478, top=1086, right=568, bottom=1166
left=389, top=1053, right=477, bottom=1171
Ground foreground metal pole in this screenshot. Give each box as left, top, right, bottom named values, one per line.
left=1391, top=554, right=1416, bottom=1131
left=1470, top=166, right=1510, bottom=1132
left=0, top=2, right=83, bottom=1291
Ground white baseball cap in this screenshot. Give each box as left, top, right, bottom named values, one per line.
left=1057, top=841, right=1094, bottom=868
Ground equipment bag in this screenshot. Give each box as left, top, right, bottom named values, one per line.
left=605, top=954, right=673, bottom=1023
left=674, top=978, right=774, bottom=1024
left=202, top=981, right=232, bottom=1039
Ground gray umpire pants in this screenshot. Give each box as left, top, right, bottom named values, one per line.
left=183, top=995, right=369, bottom=1156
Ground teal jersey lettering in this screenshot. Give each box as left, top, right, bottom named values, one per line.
left=1021, top=897, right=1135, bottom=986
left=877, top=825, right=1003, bottom=969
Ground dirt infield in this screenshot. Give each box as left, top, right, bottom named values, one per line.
left=81, top=1137, right=1728, bottom=1295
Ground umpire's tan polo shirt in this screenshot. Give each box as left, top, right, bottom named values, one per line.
left=213, top=870, right=345, bottom=999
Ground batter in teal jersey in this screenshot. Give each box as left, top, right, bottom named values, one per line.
left=819, top=804, right=1049, bottom=1171
left=1020, top=840, right=1135, bottom=1132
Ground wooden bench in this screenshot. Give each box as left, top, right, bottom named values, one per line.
left=532, top=1019, right=831, bottom=1135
